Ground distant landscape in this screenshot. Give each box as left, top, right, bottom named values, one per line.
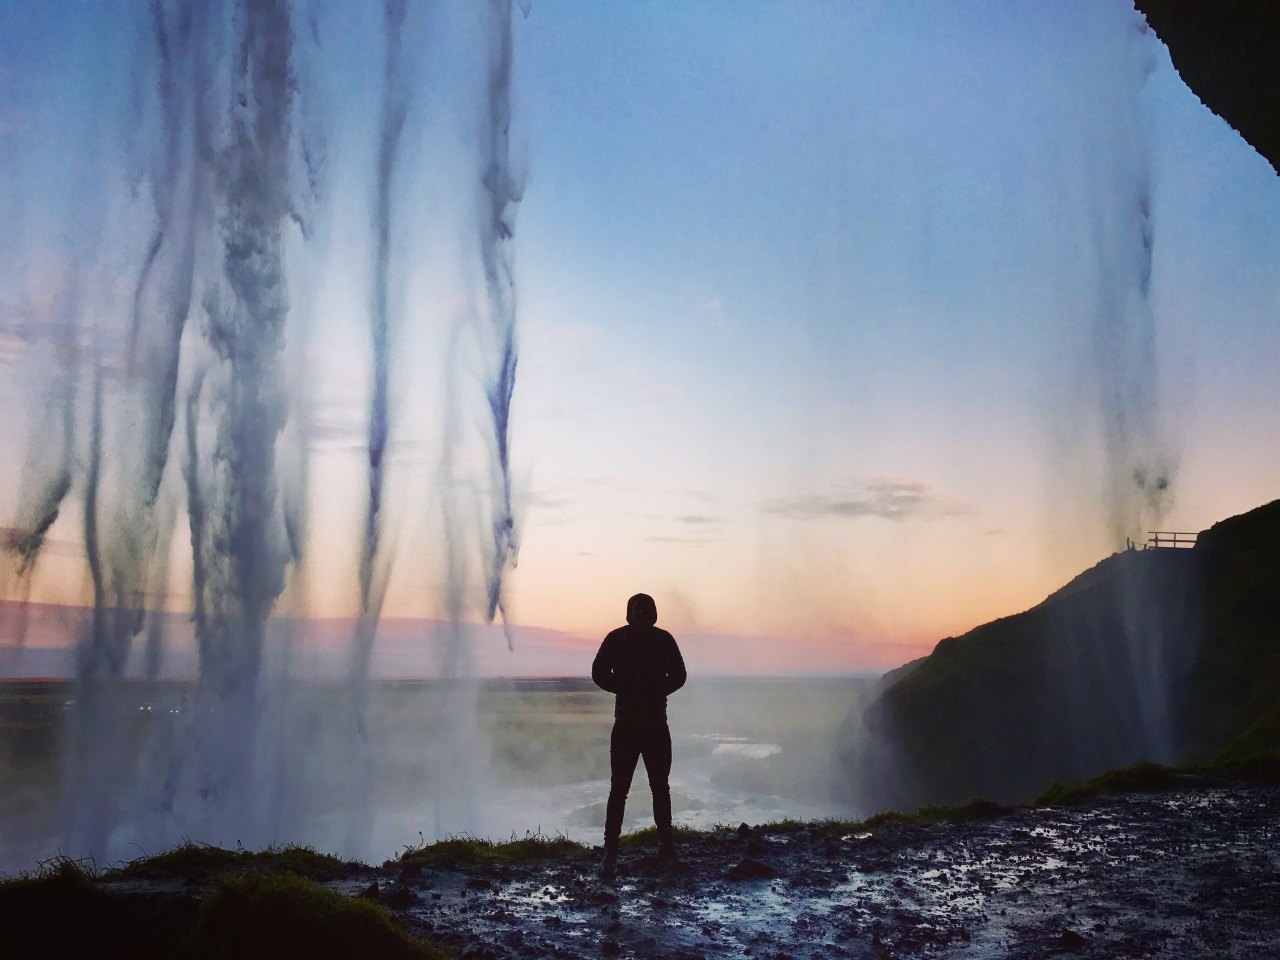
left=0, top=674, right=871, bottom=875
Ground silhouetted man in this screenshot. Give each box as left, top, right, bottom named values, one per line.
left=591, top=592, right=687, bottom=882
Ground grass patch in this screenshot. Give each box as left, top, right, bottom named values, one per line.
left=0, top=858, right=197, bottom=958
left=862, top=797, right=1006, bottom=829
left=617, top=824, right=705, bottom=850
left=755, top=818, right=865, bottom=836
left=1, top=859, right=447, bottom=960
left=1197, top=748, right=1280, bottom=785
left=195, top=871, right=444, bottom=960
left=106, top=841, right=348, bottom=882
left=394, top=831, right=591, bottom=868
left=754, top=819, right=823, bottom=835
left=1034, top=761, right=1180, bottom=807
left=981, top=752, right=1280, bottom=813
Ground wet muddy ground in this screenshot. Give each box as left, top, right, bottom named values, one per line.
left=360, top=781, right=1280, bottom=959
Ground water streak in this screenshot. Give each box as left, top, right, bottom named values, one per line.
left=353, top=0, right=410, bottom=685
left=185, top=0, right=297, bottom=836
left=477, top=0, right=523, bottom=645
left=1089, top=16, right=1175, bottom=547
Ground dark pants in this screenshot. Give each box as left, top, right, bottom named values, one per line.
left=604, top=716, right=672, bottom=848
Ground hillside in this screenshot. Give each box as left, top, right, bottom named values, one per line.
left=841, top=500, right=1280, bottom=812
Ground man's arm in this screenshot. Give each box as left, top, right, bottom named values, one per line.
left=592, top=635, right=619, bottom=693
left=664, top=635, right=687, bottom=695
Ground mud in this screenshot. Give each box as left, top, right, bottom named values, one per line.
left=92, top=781, right=1280, bottom=958
left=364, top=781, right=1280, bottom=959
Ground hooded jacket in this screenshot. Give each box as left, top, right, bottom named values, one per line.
left=591, top=593, right=687, bottom=721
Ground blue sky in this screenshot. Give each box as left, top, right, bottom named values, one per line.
left=1, top=1, right=1277, bottom=673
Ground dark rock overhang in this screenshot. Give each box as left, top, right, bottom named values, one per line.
left=1134, top=0, right=1280, bottom=176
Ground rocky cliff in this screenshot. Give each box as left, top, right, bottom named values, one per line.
left=843, top=500, right=1280, bottom=811
left=1136, top=0, right=1280, bottom=176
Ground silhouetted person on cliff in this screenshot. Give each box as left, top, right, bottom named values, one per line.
left=592, top=592, right=687, bottom=882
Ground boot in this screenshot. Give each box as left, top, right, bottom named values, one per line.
left=600, top=841, right=619, bottom=883
left=656, top=826, right=680, bottom=871
left=657, top=841, right=680, bottom=871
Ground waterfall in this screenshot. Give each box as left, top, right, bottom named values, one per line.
left=0, top=0, right=526, bottom=863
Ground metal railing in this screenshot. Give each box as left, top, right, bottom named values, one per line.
left=1124, top=531, right=1198, bottom=550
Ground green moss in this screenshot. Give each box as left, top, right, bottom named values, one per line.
left=617, top=824, right=704, bottom=850
left=0, top=859, right=196, bottom=958
left=1034, top=761, right=1180, bottom=807
left=862, top=797, right=1006, bottom=829
left=1213, top=703, right=1280, bottom=763
left=1, top=860, right=448, bottom=960
left=194, top=871, right=445, bottom=960
left=105, top=841, right=241, bottom=880
left=607, top=805, right=1007, bottom=847
left=1, top=859, right=102, bottom=911
left=1197, top=748, right=1280, bottom=784
left=106, top=841, right=348, bottom=882
left=754, top=819, right=825, bottom=835
left=754, top=818, right=869, bottom=836
left=395, top=832, right=591, bottom=867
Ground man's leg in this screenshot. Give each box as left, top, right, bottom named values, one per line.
left=640, top=721, right=674, bottom=859
left=603, top=720, right=641, bottom=879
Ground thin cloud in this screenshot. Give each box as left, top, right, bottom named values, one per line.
left=676, top=514, right=720, bottom=526
left=528, top=491, right=574, bottom=511
left=763, top=477, right=976, bottom=523
left=647, top=535, right=717, bottom=548
left=525, top=489, right=577, bottom=528
left=643, top=512, right=727, bottom=546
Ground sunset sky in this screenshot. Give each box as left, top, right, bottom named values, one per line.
left=1, top=1, right=1277, bottom=676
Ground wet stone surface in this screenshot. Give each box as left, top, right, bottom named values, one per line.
left=300, top=784, right=1280, bottom=957
left=366, top=784, right=1280, bottom=959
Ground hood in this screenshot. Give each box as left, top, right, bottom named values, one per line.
left=625, top=593, right=657, bottom=627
